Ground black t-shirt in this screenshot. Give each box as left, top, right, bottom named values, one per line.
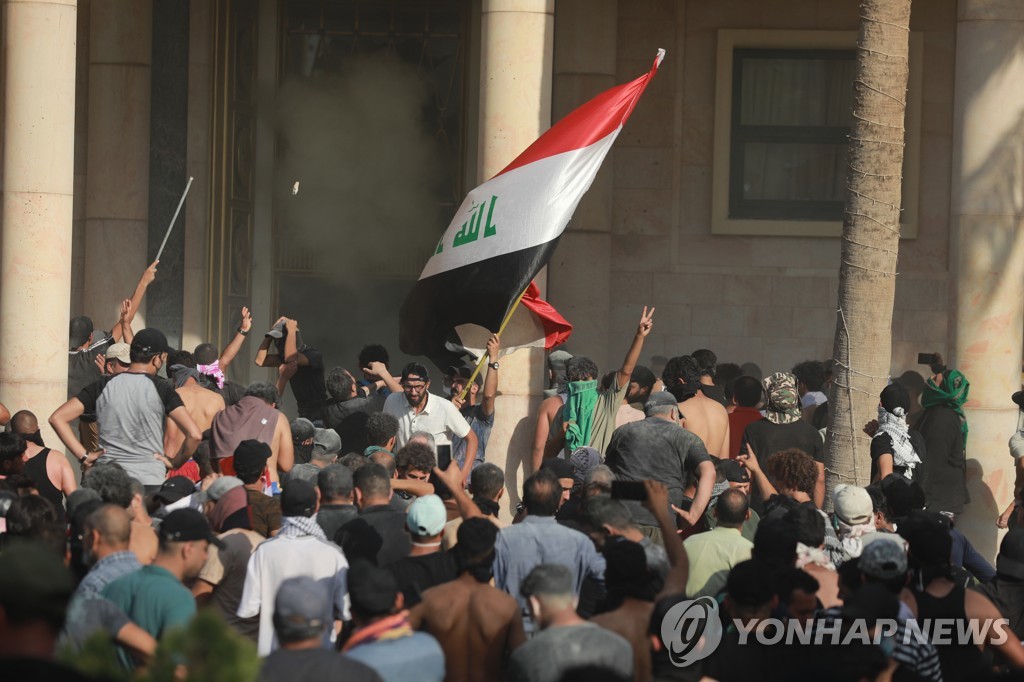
left=605, top=417, right=711, bottom=526
left=916, top=405, right=969, bottom=515
left=260, top=648, right=383, bottom=682
left=323, top=393, right=386, bottom=453
left=741, top=418, right=824, bottom=463
left=68, top=333, right=114, bottom=419
left=869, top=430, right=926, bottom=482
left=336, top=505, right=412, bottom=567
left=290, top=346, right=327, bottom=420
left=388, top=551, right=459, bottom=608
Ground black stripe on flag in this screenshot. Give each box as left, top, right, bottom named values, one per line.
left=399, top=238, right=559, bottom=368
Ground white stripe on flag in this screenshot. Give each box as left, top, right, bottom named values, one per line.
left=419, top=127, right=621, bottom=280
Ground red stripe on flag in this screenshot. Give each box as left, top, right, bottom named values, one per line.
left=520, top=281, right=573, bottom=350
left=495, top=51, right=663, bottom=178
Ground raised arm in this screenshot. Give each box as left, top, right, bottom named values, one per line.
left=737, top=442, right=777, bottom=502
left=111, top=261, right=158, bottom=342
left=433, top=462, right=483, bottom=521
left=616, top=307, right=655, bottom=391
left=111, top=299, right=134, bottom=344
left=283, top=318, right=309, bottom=366
left=644, top=480, right=689, bottom=598
left=364, top=361, right=402, bottom=394
left=218, top=306, right=252, bottom=370
left=481, top=335, right=500, bottom=417
left=254, top=316, right=287, bottom=367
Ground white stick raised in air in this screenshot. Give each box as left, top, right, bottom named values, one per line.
left=155, top=176, right=194, bottom=262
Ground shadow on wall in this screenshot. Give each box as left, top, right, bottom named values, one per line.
left=503, top=414, right=536, bottom=516
left=961, top=458, right=1001, bottom=564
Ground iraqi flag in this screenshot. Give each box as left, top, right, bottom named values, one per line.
left=399, top=49, right=665, bottom=366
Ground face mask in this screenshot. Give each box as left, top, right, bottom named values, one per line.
left=22, top=430, right=44, bottom=447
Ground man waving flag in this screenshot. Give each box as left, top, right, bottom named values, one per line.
left=400, top=49, right=665, bottom=366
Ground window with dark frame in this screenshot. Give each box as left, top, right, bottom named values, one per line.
left=729, top=48, right=855, bottom=222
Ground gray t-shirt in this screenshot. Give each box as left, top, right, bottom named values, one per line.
left=604, top=417, right=712, bottom=526
left=506, top=623, right=633, bottom=682
left=77, top=372, right=184, bottom=485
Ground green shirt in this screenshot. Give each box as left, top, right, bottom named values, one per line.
left=102, top=564, right=196, bottom=667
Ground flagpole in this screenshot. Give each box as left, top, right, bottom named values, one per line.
left=457, top=285, right=530, bottom=401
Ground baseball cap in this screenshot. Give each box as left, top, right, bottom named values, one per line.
left=898, top=510, right=952, bottom=566
left=291, top=418, right=316, bottom=443
left=400, top=362, right=429, bottom=383
left=644, top=391, right=678, bottom=416
left=281, top=478, right=318, bottom=518
left=106, top=342, right=131, bottom=365
left=204, top=476, right=243, bottom=502
left=312, top=428, right=342, bottom=457
left=833, top=484, right=873, bottom=525
left=265, top=321, right=286, bottom=339
left=131, top=328, right=170, bottom=357
left=858, top=537, right=908, bottom=580
left=152, top=476, right=197, bottom=505
left=273, top=576, right=330, bottom=642
left=0, top=541, right=75, bottom=626
left=719, top=459, right=750, bottom=484
left=997, top=528, right=1024, bottom=580
left=159, top=508, right=225, bottom=548
left=406, top=494, right=447, bottom=537
left=233, top=439, right=271, bottom=479
left=548, top=350, right=573, bottom=373
left=69, top=315, right=94, bottom=348
left=348, top=559, right=399, bottom=617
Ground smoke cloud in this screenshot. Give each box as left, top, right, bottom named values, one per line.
left=271, top=53, right=450, bottom=382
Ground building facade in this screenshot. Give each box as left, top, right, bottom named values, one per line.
left=1, top=0, right=1021, bottom=556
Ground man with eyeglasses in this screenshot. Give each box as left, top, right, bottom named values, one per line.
left=383, top=363, right=478, bottom=481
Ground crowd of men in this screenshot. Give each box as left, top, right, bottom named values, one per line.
left=2, top=265, right=1024, bottom=681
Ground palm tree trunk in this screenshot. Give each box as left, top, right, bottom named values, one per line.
left=826, top=0, right=912, bottom=498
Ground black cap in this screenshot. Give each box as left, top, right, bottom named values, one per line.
left=898, top=510, right=952, bottom=566
left=159, top=508, right=225, bottom=548
left=1013, top=391, right=1024, bottom=410
left=719, top=459, right=750, bottom=484
left=233, top=439, right=271, bottom=479
left=152, top=476, right=196, bottom=505
left=69, top=315, right=94, bottom=349
left=131, top=328, right=170, bottom=357
left=348, top=559, right=398, bottom=617
left=400, top=362, right=429, bottom=383
left=281, top=479, right=318, bottom=518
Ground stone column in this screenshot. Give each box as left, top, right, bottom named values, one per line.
left=0, top=0, right=78, bottom=439
left=949, top=0, right=1024, bottom=560
left=83, top=0, right=152, bottom=328
left=478, top=0, right=554, bottom=517
left=548, top=0, right=617, bottom=371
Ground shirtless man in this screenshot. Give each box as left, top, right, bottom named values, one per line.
left=160, top=350, right=227, bottom=477
left=10, top=410, right=77, bottom=508
left=410, top=517, right=525, bottom=682
left=662, top=355, right=730, bottom=457
left=591, top=481, right=688, bottom=682
left=209, top=382, right=294, bottom=487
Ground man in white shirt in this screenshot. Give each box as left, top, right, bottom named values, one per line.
left=237, top=479, right=349, bottom=656
left=383, top=363, right=478, bottom=480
